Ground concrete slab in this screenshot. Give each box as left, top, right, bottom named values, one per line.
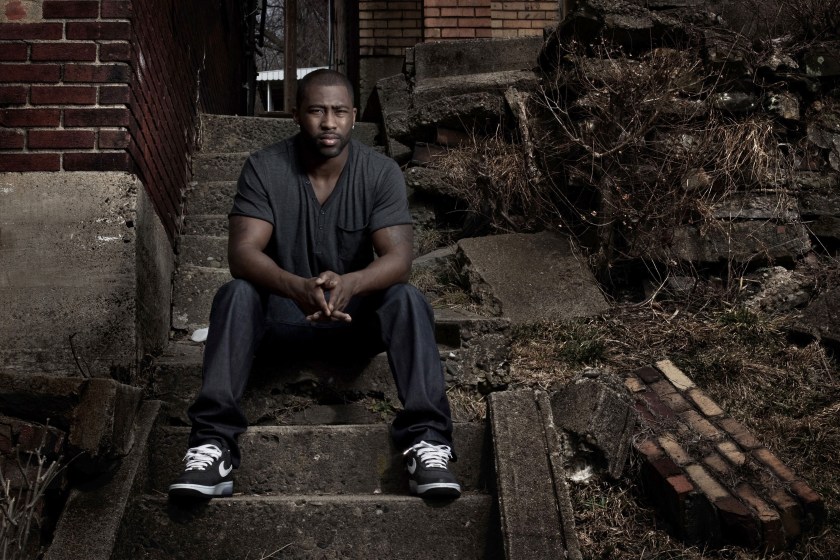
left=193, top=152, right=248, bottom=182
left=458, top=232, right=610, bottom=324
left=0, top=172, right=139, bottom=376
left=171, top=265, right=230, bottom=330
left=488, top=389, right=571, bottom=558
left=178, top=234, right=227, bottom=268
left=149, top=422, right=488, bottom=495
left=413, top=37, right=542, bottom=81
left=182, top=214, right=228, bottom=236
left=185, top=180, right=236, bottom=215
left=790, top=286, right=840, bottom=346
left=413, top=70, right=539, bottom=107
left=116, top=493, right=497, bottom=560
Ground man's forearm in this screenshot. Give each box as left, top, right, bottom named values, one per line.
left=343, top=251, right=410, bottom=296
left=229, top=249, right=303, bottom=299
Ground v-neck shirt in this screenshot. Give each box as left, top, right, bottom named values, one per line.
left=230, top=135, right=412, bottom=277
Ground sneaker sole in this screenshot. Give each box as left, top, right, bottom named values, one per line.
left=410, top=481, right=462, bottom=499
left=168, top=481, right=233, bottom=498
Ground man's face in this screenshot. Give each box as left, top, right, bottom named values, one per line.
left=295, top=84, right=356, bottom=160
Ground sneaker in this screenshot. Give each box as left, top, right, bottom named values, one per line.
left=403, top=441, right=461, bottom=499
left=168, top=444, right=234, bottom=499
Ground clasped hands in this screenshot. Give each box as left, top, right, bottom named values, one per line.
left=297, top=271, right=358, bottom=323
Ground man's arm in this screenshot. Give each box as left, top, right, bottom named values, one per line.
left=228, top=215, right=331, bottom=317
left=308, top=223, right=413, bottom=321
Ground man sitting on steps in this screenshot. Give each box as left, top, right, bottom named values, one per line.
left=168, top=69, right=461, bottom=500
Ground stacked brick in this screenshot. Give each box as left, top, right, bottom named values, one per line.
left=491, top=1, right=559, bottom=38
left=423, top=0, right=491, bottom=40
left=359, top=1, right=423, bottom=56
left=627, top=360, right=824, bottom=551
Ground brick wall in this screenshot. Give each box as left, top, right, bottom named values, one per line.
left=359, top=1, right=423, bottom=56
left=0, top=0, right=245, bottom=238
left=424, top=0, right=491, bottom=40
left=491, top=1, right=559, bottom=38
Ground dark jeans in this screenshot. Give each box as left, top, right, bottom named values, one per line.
left=187, top=279, right=454, bottom=468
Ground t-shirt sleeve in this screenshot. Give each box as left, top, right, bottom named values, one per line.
left=229, top=156, right=274, bottom=225
left=369, top=158, right=412, bottom=232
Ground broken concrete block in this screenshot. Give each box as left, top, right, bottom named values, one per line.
left=790, top=286, right=840, bottom=347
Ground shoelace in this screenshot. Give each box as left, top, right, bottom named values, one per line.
left=183, top=444, right=222, bottom=471
left=404, top=441, right=452, bottom=469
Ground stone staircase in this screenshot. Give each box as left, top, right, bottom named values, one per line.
left=112, top=114, right=506, bottom=559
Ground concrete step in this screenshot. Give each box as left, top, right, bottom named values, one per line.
left=115, top=493, right=499, bottom=560
left=199, top=113, right=380, bottom=154
left=193, top=152, right=249, bottom=182
left=182, top=214, right=227, bottom=236
left=178, top=234, right=227, bottom=268
left=185, top=181, right=235, bottom=216
left=148, top=422, right=488, bottom=495
left=171, top=265, right=231, bottom=330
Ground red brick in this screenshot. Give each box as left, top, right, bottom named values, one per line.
left=733, top=482, right=785, bottom=551
left=716, top=416, right=761, bottom=449
left=640, top=390, right=676, bottom=419
left=66, top=21, right=131, bottom=41
left=31, top=43, right=97, bottom=62
left=0, top=153, right=60, bottom=171
left=0, top=42, right=27, bottom=61
left=635, top=366, right=662, bottom=384
left=65, top=107, right=130, bottom=127
left=0, top=23, right=63, bottom=40
left=0, top=85, right=27, bottom=104
left=680, top=410, right=723, bottom=441
left=702, top=452, right=731, bottom=477
left=633, top=399, right=656, bottom=423
left=63, top=151, right=131, bottom=171
left=752, top=448, right=796, bottom=483
left=442, top=27, right=477, bottom=37
left=660, top=389, right=694, bottom=414
left=98, top=129, right=130, bottom=149
left=658, top=434, right=692, bottom=466
left=31, top=85, right=96, bottom=105
left=0, top=128, right=24, bottom=149
left=441, top=7, right=473, bottom=16
left=0, top=108, right=60, bottom=127
left=789, top=480, right=825, bottom=522
left=425, top=17, right=458, bottom=27
left=29, top=129, right=95, bottom=149
left=64, top=63, right=130, bottom=83
left=43, top=1, right=100, bottom=18
left=650, top=456, right=683, bottom=478
left=717, top=441, right=747, bottom=467
left=101, top=1, right=133, bottom=18
left=716, top=496, right=761, bottom=548
left=99, top=84, right=130, bottom=104
left=767, top=487, right=802, bottom=540
left=476, top=27, right=493, bottom=38
left=99, top=42, right=131, bottom=62
left=0, top=63, right=61, bottom=83
left=649, top=379, right=677, bottom=397
left=634, top=438, right=662, bottom=460
left=666, top=473, right=694, bottom=497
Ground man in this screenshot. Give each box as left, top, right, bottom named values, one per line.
left=168, top=69, right=460, bottom=500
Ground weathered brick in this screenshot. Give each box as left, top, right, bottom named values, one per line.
left=658, top=434, right=692, bottom=466
left=63, top=151, right=131, bottom=171
left=42, top=1, right=100, bottom=18
left=0, top=85, right=27, bottom=104
left=650, top=456, right=683, bottom=478
left=767, top=487, right=802, bottom=540
left=734, top=482, right=785, bottom=551
left=685, top=463, right=729, bottom=501
left=640, top=390, right=676, bottom=420
left=702, top=452, right=731, bottom=477
left=634, top=438, right=662, bottom=460
left=64, top=63, right=131, bottom=83
left=31, top=85, right=97, bottom=105
left=0, top=128, right=24, bottom=149
left=0, top=23, right=63, bottom=40
left=752, top=448, right=796, bottom=483
left=716, top=496, right=761, bottom=547
left=687, top=388, right=724, bottom=417
left=441, top=27, right=477, bottom=38
left=0, top=63, right=61, bottom=83
left=789, top=480, right=825, bottom=522
left=0, top=42, right=27, bottom=61
left=656, top=360, right=696, bottom=390
left=649, top=379, right=678, bottom=397
left=99, top=42, right=131, bottom=62
left=717, top=441, right=747, bottom=467
left=31, top=43, right=97, bottom=62
left=99, top=84, right=130, bottom=104
left=64, top=108, right=130, bottom=127
left=624, top=376, right=646, bottom=393
left=716, top=416, right=761, bottom=449
left=101, top=1, right=133, bottom=18
left=0, top=153, right=60, bottom=172
left=28, top=129, right=96, bottom=149
left=635, top=366, right=662, bottom=384
left=633, top=400, right=656, bottom=423
left=0, top=108, right=60, bottom=127
left=66, top=21, right=131, bottom=41
left=681, top=410, right=723, bottom=441
left=660, top=389, right=694, bottom=413
left=98, top=129, right=130, bottom=149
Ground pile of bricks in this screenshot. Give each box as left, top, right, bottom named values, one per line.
left=626, top=360, right=824, bottom=551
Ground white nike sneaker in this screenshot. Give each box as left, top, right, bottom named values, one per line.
left=168, top=443, right=234, bottom=499
left=403, top=441, right=461, bottom=499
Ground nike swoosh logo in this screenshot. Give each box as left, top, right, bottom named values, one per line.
left=407, top=458, right=417, bottom=475
left=219, top=461, right=233, bottom=477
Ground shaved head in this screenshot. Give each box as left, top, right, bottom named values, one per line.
left=296, top=69, right=354, bottom=110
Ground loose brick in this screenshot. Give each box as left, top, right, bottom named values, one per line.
left=717, top=441, right=747, bottom=467
left=716, top=416, right=761, bottom=449
left=0, top=85, right=27, bottom=104
left=681, top=410, right=723, bottom=441
left=658, top=434, right=692, bottom=466
left=660, top=389, right=694, bottom=413
left=0, top=153, right=60, bottom=171
left=0, top=108, right=60, bottom=127
left=685, top=463, right=730, bottom=501
left=649, top=379, right=678, bottom=397
left=31, top=43, right=97, bottom=62
left=99, top=42, right=131, bottom=62
left=66, top=22, right=131, bottom=41
left=0, top=128, right=24, bottom=149
left=42, top=1, right=100, bottom=18
left=101, top=1, right=133, bottom=18
left=99, top=84, right=130, bottom=104
left=752, top=448, right=796, bottom=483
left=64, top=63, right=131, bottom=83
left=716, top=496, right=761, bottom=548
left=687, top=388, right=724, bottom=417
left=31, top=85, right=96, bottom=105
left=633, top=400, right=656, bottom=423
left=0, top=63, right=61, bottom=83
left=640, top=390, right=676, bottom=420
left=635, top=366, right=662, bottom=384
left=624, top=375, right=646, bottom=393
left=28, top=129, right=95, bottom=149
left=789, top=480, right=825, bottom=522
left=65, top=107, right=129, bottom=127
left=734, top=482, right=785, bottom=551
left=656, top=360, right=696, bottom=390
left=650, top=456, right=683, bottom=478
left=634, top=437, right=663, bottom=460
left=767, top=487, right=802, bottom=540
left=0, top=23, right=63, bottom=40
left=63, top=151, right=131, bottom=171
left=0, top=42, right=27, bottom=61
left=702, top=452, right=731, bottom=477
left=98, top=129, right=130, bottom=149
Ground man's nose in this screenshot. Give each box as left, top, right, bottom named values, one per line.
left=321, top=110, right=336, bottom=129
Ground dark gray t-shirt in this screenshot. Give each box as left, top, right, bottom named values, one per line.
left=230, top=136, right=411, bottom=277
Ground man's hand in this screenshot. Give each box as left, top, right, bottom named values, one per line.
left=305, top=271, right=360, bottom=322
